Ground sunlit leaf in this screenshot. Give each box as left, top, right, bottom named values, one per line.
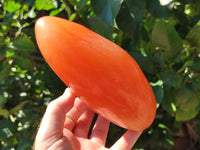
left=35, top=0, right=56, bottom=10
left=50, top=9, right=61, bottom=16
left=28, top=8, right=36, bottom=18
left=4, top=0, right=21, bottom=13
left=0, top=108, right=9, bottom=119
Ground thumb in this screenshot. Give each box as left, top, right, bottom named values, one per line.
left=35, top=88, right=75, bottom=148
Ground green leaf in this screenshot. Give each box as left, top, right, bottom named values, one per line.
left=116, top=2, right=140, bottom=46
left=26, top=0, right=36, bottom=7
left=13, top=34, right=35, bottom=52
left=186, top=22, right=200, bottom=47
left=91, top=17, right=113, bottom=40
left=35, top=0, right=56, bottom=10
left=125, top=0, right=146, bottom=23
left=91, top=0, right=123, bottom=25
left=130, top=52, right=156, bottom=74
left=146, top=0, right=173, bottom=18
left=152, top=20, right=183, bottom=62
left=176, top=0, right=193, bottom=5
left=0, top=96, right=7, bottom=107
left=17, top=141, right=32, bottom=150
left=14, top=56, right=33, bottom=70
left=2, top=13, right=13, bottom=25
left=151, top=84, right=164, bottom=104
left=0, top=64, right=9, bottom=84
left=27, top=7, right=36, bottom=18
left=52, top=0, right=58, bottom=8
left=175, top=88, right=200, bottom=121
left=161, top=86, right=177, bottom=114
left=4, top=0, right=21, bottom=13
left=76, top=0, right=90, bottom=9
left=0, top=120, right=16, bottom=139
left=40, top=63, right=66, bottom=95
left=160, top=70, right=182, bottom=87
left=9, top=101, right=31, bottom=115
left=50, top=9, right=61, bottom=16
left=0, top=107, right=9, bottom=119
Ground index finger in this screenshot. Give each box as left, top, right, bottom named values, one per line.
left=36, top=88, right=75, bottom=142
left=110, top=130, right=142, bottom=150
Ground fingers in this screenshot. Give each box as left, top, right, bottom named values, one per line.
left=64, top=97, right=87, bottom=130
left=73, top=109, right=95, bottom=138
left=90, top=116, right=110, bottom=146
left=35, top=88, right=75, bottom=147
left=110, top=130, right=142, bottom=150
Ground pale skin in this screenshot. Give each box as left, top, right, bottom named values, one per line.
left=34, top=88, right=142, bottom=150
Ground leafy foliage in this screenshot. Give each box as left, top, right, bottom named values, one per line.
left=1, top=0, right=200, bottom=149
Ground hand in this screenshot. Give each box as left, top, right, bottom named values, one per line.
left=34, top=88, right=142, bottom=150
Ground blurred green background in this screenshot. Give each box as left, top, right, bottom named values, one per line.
left=0, top=0, right=200, bottom=149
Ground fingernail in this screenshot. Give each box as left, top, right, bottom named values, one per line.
left=63, top=88, right=76, bottom=98
left=63, top=88, right=71, bottom=96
